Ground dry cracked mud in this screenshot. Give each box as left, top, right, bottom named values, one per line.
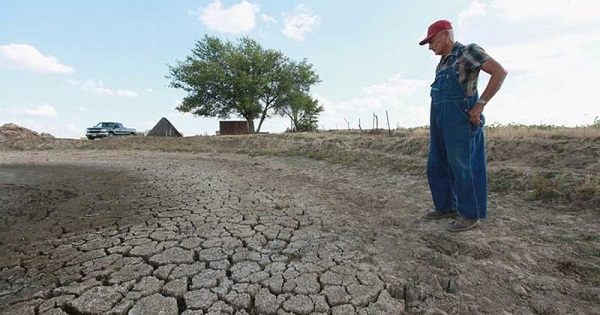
left=0, top=150, right=598, bottom=315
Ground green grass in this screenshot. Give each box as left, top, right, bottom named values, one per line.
left=527, top=173, right=565, bottom=201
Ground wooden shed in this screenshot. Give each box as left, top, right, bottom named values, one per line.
left=219, top=120, right=254, bottom=135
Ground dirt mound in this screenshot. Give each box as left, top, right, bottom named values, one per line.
left=0, top=123, right=53, bottom=142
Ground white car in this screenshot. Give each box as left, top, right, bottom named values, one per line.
left=85, top=122, right=136, bottom=140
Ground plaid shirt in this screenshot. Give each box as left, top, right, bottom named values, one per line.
left=436, top=42, right=490, bottom=96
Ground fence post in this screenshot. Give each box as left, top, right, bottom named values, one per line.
left=386, top=110, right=391, bottom=137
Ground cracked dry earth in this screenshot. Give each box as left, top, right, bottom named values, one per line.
left=0, top=150, right=598, bottom=315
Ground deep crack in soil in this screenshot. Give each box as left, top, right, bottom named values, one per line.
left=0, top=149, right=598, bottom=315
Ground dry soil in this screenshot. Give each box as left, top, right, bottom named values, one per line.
left=0, top=133, right=598, bottom=315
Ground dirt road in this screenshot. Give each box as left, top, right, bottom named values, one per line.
left=0, top=150, right=598, bottom=315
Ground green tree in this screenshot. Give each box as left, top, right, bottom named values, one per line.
left=275, top=91, right=323, bottom=132
left=167, top=35, right=320, bottom=133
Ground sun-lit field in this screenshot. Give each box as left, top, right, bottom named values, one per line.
left=1, top=122, right=599, bottom=313
left=2, top=124, right=599, bottom=210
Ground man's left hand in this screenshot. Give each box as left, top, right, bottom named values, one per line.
left=468, top=103, right=484, bottom=125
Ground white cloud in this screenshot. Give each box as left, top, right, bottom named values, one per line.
left=19, top=120, right=83, bottom=138
left=145, top=88, right=155, bottom=93
left=458, top=1, right=487, bottom=27
left=115, top=90, right=138, bottom=98
left=25, top=104, right=57, bottom=117
left=345, top=74, right=427, bottom=112
left=317, top=75, right=429, bottom=130
left=65, top=123, right=82, bottom=135
left=489, top=31, right=600, bottom=75
left=170, top=99, right=193, bottom=117
left=68, top=79, right=139, bottom=98
left=484, top=30, right=599, bottom=126
left=452, top=0, right=600, bottom=127
left=0, top=44, right=74, bottom=74
left=261, top=14, right=277, bottom=24
left=363, top=74, right=429, bottom=98
left=491, top=0, right=599, bottom=23
left=281, top=5, right=319, bottom=41
left=69, top=79, right=110, bottom=95
left=198, top=0, right=259, bottom=33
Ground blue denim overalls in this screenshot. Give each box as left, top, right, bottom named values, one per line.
left=427, top=47, right=487, bottom=220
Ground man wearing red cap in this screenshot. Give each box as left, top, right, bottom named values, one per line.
left=420, top=20, right=507, bottom=232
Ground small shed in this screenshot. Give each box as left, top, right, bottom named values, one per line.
left=147, top=117, right=182, bottom=137
left=219, top=120, right=254, bottom=135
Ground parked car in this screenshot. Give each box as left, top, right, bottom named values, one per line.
left=86, top=122, right=136, bottom=140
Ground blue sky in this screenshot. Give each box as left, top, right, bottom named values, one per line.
left=1, top=0, right=598, bottom=138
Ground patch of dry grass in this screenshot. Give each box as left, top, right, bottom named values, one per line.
left=318, top=124, right=600, bottom=142
left=485, top=123, right=600, bottom=139
left=2, top=125, right=598, bottom=210
left=578, top=174, right=600, bottom=205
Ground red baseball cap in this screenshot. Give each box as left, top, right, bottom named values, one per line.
left=419, top=20, right=453, bottom=46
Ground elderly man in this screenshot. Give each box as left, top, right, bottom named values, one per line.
left=419, top=20, right=507, bottom=232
